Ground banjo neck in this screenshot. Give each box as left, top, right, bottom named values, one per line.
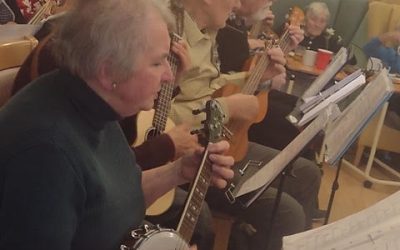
left=176, top=148, right=213, bottom=242
left=176, top=100, right=225, bottom=243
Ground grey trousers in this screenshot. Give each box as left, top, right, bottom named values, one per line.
left=206, top=142, right=321, bottom=250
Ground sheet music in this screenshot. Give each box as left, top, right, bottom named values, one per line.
left=234, top=104, right=341, bottom=199
left=302, top=47, right=348, bottom=100
left=300, top=69, right=363, bottom=112
left=283, top=190, right=400, bottom=250
left=297, top=73, right=366, bottom=126
left=0, top=24, right=41, bottom=43
left=287, top=47, right=348, bottom=124
left=323, top=69, right=394, bottom=165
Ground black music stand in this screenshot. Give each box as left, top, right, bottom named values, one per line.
left=323, top=156, right=344, bottom=225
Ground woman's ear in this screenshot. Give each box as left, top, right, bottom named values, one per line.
left=97, top=63, right=114, bottom=91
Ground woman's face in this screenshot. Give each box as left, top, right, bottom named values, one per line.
left=111, top=11, right=173, bottom=117
left=305, top=12, right=328, bottom=38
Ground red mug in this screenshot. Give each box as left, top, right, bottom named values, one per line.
left=315, top=49, right=333, bottom=70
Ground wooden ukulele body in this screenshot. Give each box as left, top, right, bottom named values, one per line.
left=212, top=84, right=269, bottom=161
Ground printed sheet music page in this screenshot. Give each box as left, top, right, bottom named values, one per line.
left=323, top=69, right=393, bottom=165
left=283, top=190, right=400, bottom=250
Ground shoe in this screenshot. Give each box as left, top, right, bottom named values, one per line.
left=312, top=209, right=326, bottom=221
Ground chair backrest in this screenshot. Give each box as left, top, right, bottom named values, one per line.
left=0, top=67, right=19, bottom=107
left=0, top=35, right=38, bottom=70
left=0, top=35, right=38, bottom=107
left=333, top=0, right=369, bottom=46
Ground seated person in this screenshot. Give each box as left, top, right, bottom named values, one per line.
left=300, top=1, right=356, bottom=65
left=216, top=0, right=326, bottom=229
left=217, top=0, right=313, bottom=153
left=7, top=1, right=217, bottom=249
left=363, top=27, right=400, bottom=74
left=363, top=27, right=400, bottom=130
left=0, top=0, right=14, bottom=24
left=300, top=2, right=341, bottom=53
left=0, top=0, right=234, bottom=249
left=217, top=0, right=276, bottom=73
left=169, top=1, right=321, bottom=250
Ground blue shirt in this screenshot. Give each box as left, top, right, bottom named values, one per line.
left=363, top=37, right=400, bottom=74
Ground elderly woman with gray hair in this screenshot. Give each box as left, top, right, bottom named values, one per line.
left=0, top=0, right=234, bottom=249
left=299, top=1, right=343, bottom=53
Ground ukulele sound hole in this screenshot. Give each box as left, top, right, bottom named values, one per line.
left=145, top=127, right=162, bottom=141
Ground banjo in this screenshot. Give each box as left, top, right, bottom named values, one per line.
left=121, top=99, right=226, bottom=250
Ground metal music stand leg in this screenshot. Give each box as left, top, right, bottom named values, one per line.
left=266, top=166, right=288, bottom=249
left=266, top=157, right=300, bottom=249
left=324, top=158, right=344, bottom=225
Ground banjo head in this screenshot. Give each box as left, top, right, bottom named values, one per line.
left=121, top=227, right=189, bottom=250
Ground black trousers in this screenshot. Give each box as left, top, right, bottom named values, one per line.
left=249, top=90, right=315, bottom=160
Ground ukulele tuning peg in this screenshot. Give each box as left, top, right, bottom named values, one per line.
left=192, top=108, right=205, bottom=115
left=191, top=129, right=208, bottom=146
left=190, top=129, right=202, bottom=135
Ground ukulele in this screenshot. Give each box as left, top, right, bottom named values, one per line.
left=28, top=0, right=60, bottom=25
left=243, top=6, right=305, bottom=71
left=212, top=6, right=304, bottom=162
left=121, top=100, right=226, bottom=250
left=134, top=33, right=182, bottom=216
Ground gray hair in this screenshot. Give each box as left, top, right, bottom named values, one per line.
left=305, top=2, right=330, bottom=21
left=52, top=0, right=174, bottom=83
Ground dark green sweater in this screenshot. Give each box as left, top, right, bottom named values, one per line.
left=0, top=70, right=145, bottom=249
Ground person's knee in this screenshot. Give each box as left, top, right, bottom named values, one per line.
left=293, top=158, right=321, bottom=186
left=276, top=193, right=306, bottom=234
left=248, top=191, right=306, bottom=235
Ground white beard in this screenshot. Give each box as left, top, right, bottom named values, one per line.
left=248, top=3, right=272, bottom=23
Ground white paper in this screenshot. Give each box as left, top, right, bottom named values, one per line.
left=234, top=104, right=341, bottom=199
left=297, top=74, right=366, bottom=126
left=323, top=69, right=393, bottom=165
left=283, top=190, right=400, bottom=250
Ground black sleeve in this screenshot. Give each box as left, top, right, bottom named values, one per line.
left=134, top=134, right=175, bottom=170
left=329, top=35, right=344, bottom=54
left=217, top=26, right=250, bottom=73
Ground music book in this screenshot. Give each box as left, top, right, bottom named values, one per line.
left=231, top=104, right=341, bottom=207
left=287, top=47, right=349, bottom=124
left=300, top=69, right=363, bottom=111
left=322, top=69, right=394, bottom=165
left=283, top=190, right=400, bottom=250
left=296, top=70, right=366, bottom=126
